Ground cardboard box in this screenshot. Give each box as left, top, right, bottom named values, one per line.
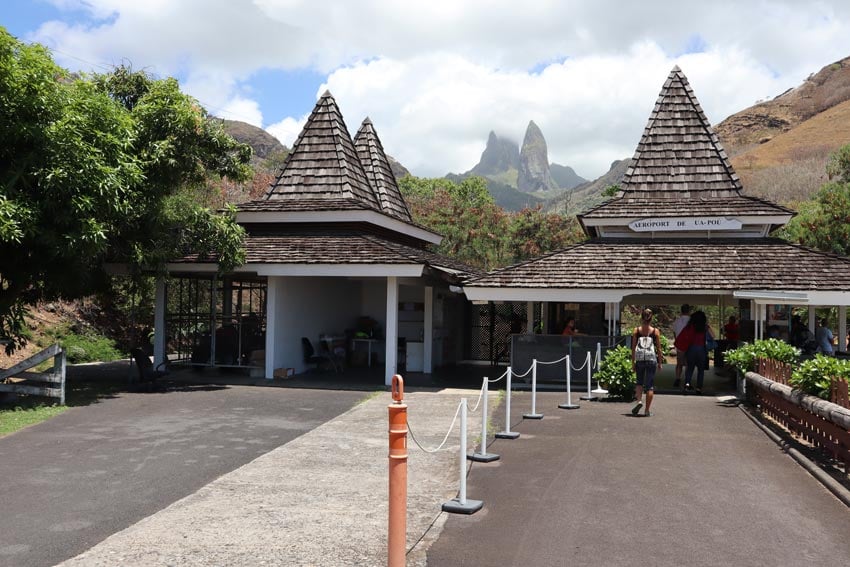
left=273, top=367, right=296, bottom=379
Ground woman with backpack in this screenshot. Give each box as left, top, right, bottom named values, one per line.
left=631, top=308, right=663, bottom=417
left=673, top=310, right=714, bottom=394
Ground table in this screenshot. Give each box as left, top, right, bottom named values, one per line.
left=351, top=338, right=381, bottom=367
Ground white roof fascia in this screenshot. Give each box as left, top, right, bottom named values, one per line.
left=734, top=290, right=809, bottom=304
left=581, top=214, right=792, bottom=227
left=253, top=264, right=424, bottom=277
left=462, top=287, right=732, bottom=303
left=165, top=263, right=424, bottom=278
left=236, top=210, right=442, bottom=245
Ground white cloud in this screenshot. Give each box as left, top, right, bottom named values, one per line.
left=26, top=0, right=850, bottom=179
left=318, top=43, right=788, bottom=178
left=266, top=116, right=307, bottom=148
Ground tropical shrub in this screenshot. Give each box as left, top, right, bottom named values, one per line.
left=725, top=339, right=800, bottom=374
left=789, top=354, right=850, bottom=399
left=42, top=325, right=123, bottom=364
left=595, top=345, right=635, bottom=400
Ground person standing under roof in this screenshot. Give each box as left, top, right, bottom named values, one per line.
left=672, top=304, right=691, bottom=388
left=674, top=310, right=714, bottom=395
left=816, top=318, right=835, bottom=355
left=631, top=309, right=663, bottom=417
left=723, top=315, right=740, bottom=347
left=561, top=318, right=578, bottom=336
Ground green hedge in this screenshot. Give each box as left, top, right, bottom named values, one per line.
left=789, top=354, right=850, bottom=399
left=725, top=339, right=800, bottom=374
left=595, top=345, right=635, bottom=400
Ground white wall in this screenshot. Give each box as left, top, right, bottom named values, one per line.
left=271, top=277, right=362, bottom=374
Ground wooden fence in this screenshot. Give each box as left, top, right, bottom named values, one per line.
left=0, top=344, right=67, bottom=404
left=747, top=370, right=850, bottom=475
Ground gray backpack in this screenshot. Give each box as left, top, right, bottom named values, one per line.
left=635, top=330, right=657, bottom=362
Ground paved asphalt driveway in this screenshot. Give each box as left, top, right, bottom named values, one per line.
left=426, top=392, right=850, bottom=567
left=0, top=367, right=365, bottom=567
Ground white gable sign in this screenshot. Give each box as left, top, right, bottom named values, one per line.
left=628, top=217, right=742, bottom=232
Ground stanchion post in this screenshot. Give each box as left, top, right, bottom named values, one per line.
left=580, top=350, right=598, bottom=401
left=559, top=354, right=579, bottom=409
left=388, top=375, right=407, bottom=567
left=591, top=348, right=608, bottom=397
left=497, top=367, right=520, bottom=439
left=524, top=359, right=544, bottom=419
left=442, top=398, right=483, bottom=514
left=470, top=378, right=500, bottom=462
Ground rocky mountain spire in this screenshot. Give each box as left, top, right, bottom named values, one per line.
left=470, top=131, right=520, bottom=176
left=518, top=120, right=557, bottom=193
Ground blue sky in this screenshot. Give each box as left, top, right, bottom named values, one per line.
left=4, top=1, right=850, bottom=178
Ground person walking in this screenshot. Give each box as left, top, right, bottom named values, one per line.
left=631, top=308, right=663, bottom=417
left=672, top=304, right=691, bottom=387
left=816, top=318, right=835, bottom=355
left=674, top=310, right=713, bottom=394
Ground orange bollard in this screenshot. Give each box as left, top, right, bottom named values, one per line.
left=388, top=375, right=408, bottom=567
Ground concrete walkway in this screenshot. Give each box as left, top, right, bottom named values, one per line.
left=54, top=387, right=491, bottom=567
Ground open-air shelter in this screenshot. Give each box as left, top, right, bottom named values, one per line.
left=462, top=66, right=850, bottom=355
left=152, top=92, right=476, bottom=385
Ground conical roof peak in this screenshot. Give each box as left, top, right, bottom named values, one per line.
left=354, top=119, right=412, bottom=222
left=619, top=65, right=742, bottom=197
left=264, top=93, right=380, bottom=208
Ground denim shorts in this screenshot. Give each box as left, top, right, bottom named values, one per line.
left=635, top=361, right=657, bottom=390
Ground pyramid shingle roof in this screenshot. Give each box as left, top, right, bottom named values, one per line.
left=354, top=118, right=412, bottom=222
left=264, top=91, right=380, bottom=209
left=580, top=66, right=789, bottom=220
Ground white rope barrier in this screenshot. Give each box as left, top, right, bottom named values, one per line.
left=470, top=378, right=499, bottom=462
left=559, top=354, right=580, bottom=410
left=407, top=399, right=463, bottom=454
left=580, top=349, right=598, bottom=401
left=487, top=369, right=509, bottom=384
left=469, top=376, right=487, bottom=412
left=442, top=398, right=484, bottom=514
left=523, top=359, right=543, bottom=419
left=536, top=354, right=568, bottom=365
left=496, top=366, right=520, bottom=439
left=511, top=364, right=534, bottom=378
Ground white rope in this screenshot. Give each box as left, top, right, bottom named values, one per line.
left=536, top=354, right=568, bottom=365
left=570, top=355, right=590, bottom=372
left=512, top=364, right=534, bottom=378
left=469, top=377, right=487, bottom=412
left=406, top=400, right=463, bottom=454
left=487, top=369, right=509, bottom=384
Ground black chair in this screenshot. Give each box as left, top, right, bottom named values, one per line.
left=130, top=348, right=168, bottom=391
left=302, top=337, right=337, bottom=372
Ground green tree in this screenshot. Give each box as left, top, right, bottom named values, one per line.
left=399, top=175, right=585, bottom=270
left=0, top=29, right=251, bottom=350
left=779, top=143, right=850, bottom=256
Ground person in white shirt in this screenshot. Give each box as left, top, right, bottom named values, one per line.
left=672, top=304, right=691, bottom=387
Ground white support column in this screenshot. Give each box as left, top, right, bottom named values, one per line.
left=424, top=286, right=433, bottom=374
left=541, top=302, right=548, bottom=334
left=264, top=277, right=280, bottom=380
left=839, top=305, right=847, bottom=353
left=808, top=307, right=817, bottom=334
left=385, top=276, right=399, bottom=386
left=526, top=302, right=534, bottom=334
left=153, top=277, right=166, bottom=368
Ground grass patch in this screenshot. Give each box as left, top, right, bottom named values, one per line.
left=0, top=404, right=68, bottom=437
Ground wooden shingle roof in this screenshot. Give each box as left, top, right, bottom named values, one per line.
left=354, top=118, right=412, bottom=222
left=580, top=66, right=789, bottom=220
left=173, top=232, right=479, bottom=280
left=263, top=91, right=380, bottom=209
left=464, top=239, right=850, bottom=291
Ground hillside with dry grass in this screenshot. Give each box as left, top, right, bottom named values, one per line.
left=729, top=94, right=850, bottom=205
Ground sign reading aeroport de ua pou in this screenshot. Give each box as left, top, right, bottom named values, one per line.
left=628, top=217, right=742, bottom=232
